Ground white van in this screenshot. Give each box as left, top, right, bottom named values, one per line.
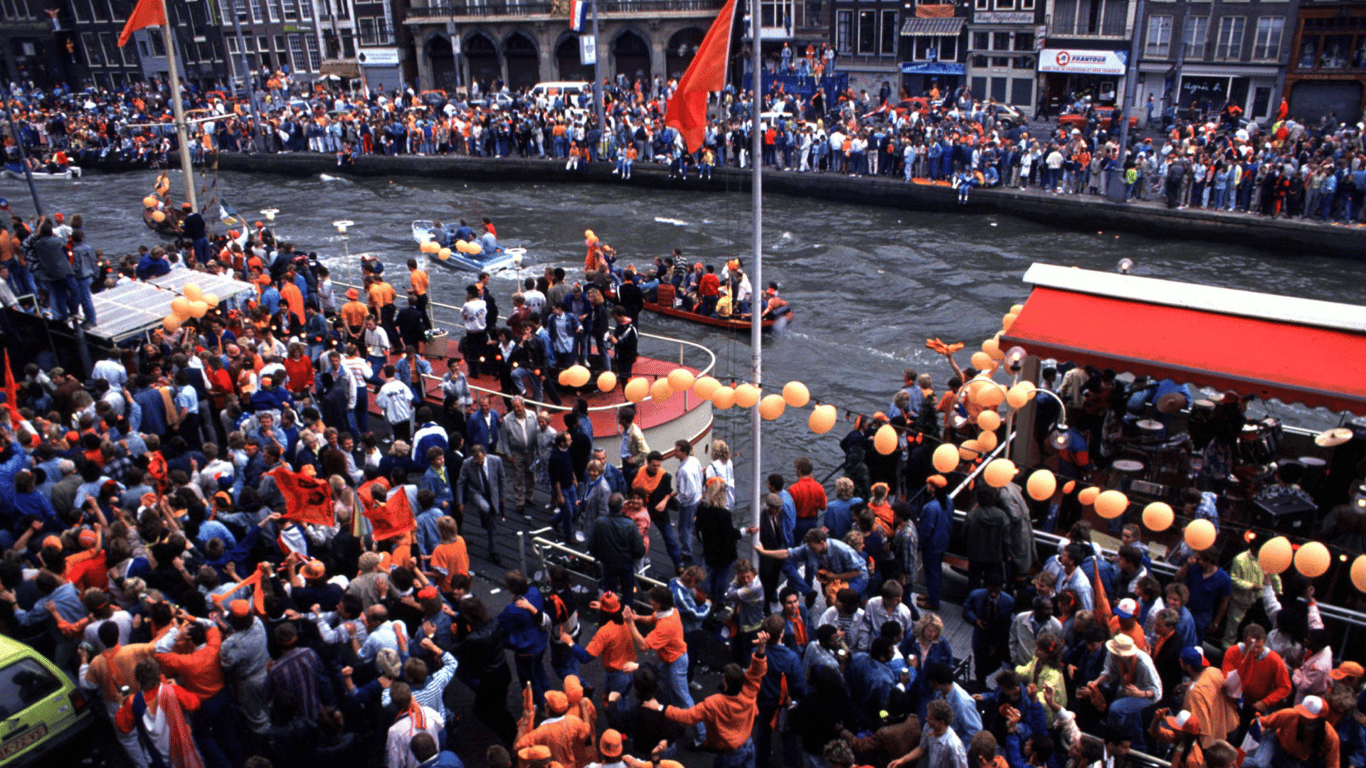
left=530, top=81, right=591, bottom=108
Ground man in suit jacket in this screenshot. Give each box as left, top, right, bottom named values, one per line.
left=456, top=443, right=505, bottom=565
left=466, top=395, right=501, bottom=451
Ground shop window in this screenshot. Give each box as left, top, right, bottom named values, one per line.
left=1320, top=35, right=1351, bottom=68
left=1011, top=77, right=1032, bottom=106
left=991, top=76, right=1007, bottom=101
left=971, top=76, right=987, bottom=96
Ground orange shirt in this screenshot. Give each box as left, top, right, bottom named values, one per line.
left=340, top=300, right=369, bottom=330
left=368, top=281, right=397, bottom=310
left=644, top=610, right=687, bottom=663
left=1107, top=616, right=1148, bottom=653
left=85, top=643, right=156, bottom=703
left=154, top=625, right=226, bottom=699
left=665, top=652, right=766, bottom=751
left=280, top=283, right=305, bottom=325
left=584, top=620, right=636, bottom=671
left=431, top=538, right=469, bottom=590
left=409, top=269, right=429, bottom=296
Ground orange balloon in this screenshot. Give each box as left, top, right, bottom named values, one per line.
left=1141, top=502, right=1173, bottom=532
left=782, top=382, right=810, bottom=407
left=733, top=384, right=760, bottom=408
left=932, top=443, right=959, bottom=473
left=977, top=410, right=1002, bottom=432
left=1351, top=555, right=1366, bottom=593
left=597, top=372, right=617, bottom=392
left=975, top=429, right=998, bottom=452
left=809, top=404, right=837, bottom=434
left=983, top=459, right=1016, bottom=488
left=1295, top=542, right=1330, bottom=578
left=873, top=424, right=898, bottom=455
left=970, top=351, right=993, bottom=371
left=693, top=376, right=720, bottom=399
left=624, top=377, right=650, bottom=403
left=977, top=383, right=1006, bottom=408
left=667, top=368, right=695, bottom=392
left=1258, top=536, right=1293, bottom=575
left=650, top=378, right=674, bottom=403
left=1094, top=490, right=1128, bottom=519
left=1026, top=470, right=1056, bottom=501
left=958, top=439, right=982, bottom=461
left=1078, top=486, right=1100, bottom=506
left=759, top=394, right=786, bottom=421
left=1184, top=519, right=1217, bottom=551
left=711, top=386, right=736, bottom=410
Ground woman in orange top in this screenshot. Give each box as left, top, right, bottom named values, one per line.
left=867, top=482, right=894, bottom=534
left=429, top=516, right=469, bottom=592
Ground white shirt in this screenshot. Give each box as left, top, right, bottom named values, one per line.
left=377, top=379, right=415, bottom=424
left=461, top=298, right=487, bottom=332
left=675, top=456, right=703, bottom=506
left=704, top=458, right=736, bottom=509
left=92, top=360, right=128, bottom=388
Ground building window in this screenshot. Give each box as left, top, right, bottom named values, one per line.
left=268, top=0, right=281, bottom=22
left=996, top=0, right=1015, bottom=9
left=1251, top=17, right=1283, bottom=62
left=83, top=33, right=103, bottom=65
left=287, top=33, right=307, bottom=71
left=835, top=10, right=852, bottom=54
left=1184, top=16, right=1208, bottom=59
left=304, top=34, right=321, bottom=70
left=1011, top=77, right=1032, bottom=105
left=72, top=0, right=90, bottom=22
left=1014, top=32, right=1033, bottom=51
left=975, top=0, right=988, bottom=9
left=858, top=10, right=876, bottom=54
left=1146, top=15, right=1171, bottom=57
left=1215, top=16, right=1244, bottom=61
left=761, top=0, right=792, bottom=31
left=1051, top=0, right=1128, bottom=37
left=284, top=0, right=298, bottom=22
left=91, top=0, right=106, bottom=21
left=300, top=0, right=312, bottom=20
left=1020, top=0, right=1033, bottom=8
left=359, top=17, right=377, bottom=46
left=102, top=34, right=121, bottom=66
left=881, top=10, right=898, bottom=54
left=973, top=31, right=989, bottom=50
left=994, top=32, right=1010, bottom=50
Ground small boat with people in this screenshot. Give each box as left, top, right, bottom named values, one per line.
left=411, top=218, right=524, bottom=273
left=2, top=161, right=82, bottom=180
left=642, top=283, right=792, bottom=332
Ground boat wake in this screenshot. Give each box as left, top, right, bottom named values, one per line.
left=654, top=216, right=689, bottom=227
left=319, top=174, right=350, bottom=183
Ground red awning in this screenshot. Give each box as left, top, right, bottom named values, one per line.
left=1000, top=265, right=1366, bottom=414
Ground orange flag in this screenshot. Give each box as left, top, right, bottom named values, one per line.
left=664, top=0, right=737, bottom=154
left=270, top=467, right=335, bottom=527
left=118, top=0, right=166, bottom=47
left=1, top=350, right=20, bottom=425
left=1091, top=559, right=1112, bottom=628
left=366, top=484, right=416, bottom=541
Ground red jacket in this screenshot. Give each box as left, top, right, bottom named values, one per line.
left=699, top=274, right=720, bottom=298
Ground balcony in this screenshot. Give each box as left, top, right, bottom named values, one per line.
left=406, top=0, right=725, bottom=23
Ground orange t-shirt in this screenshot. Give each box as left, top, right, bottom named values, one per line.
left=585, top=620, right=636, bottom=671
left=430, top=539, right=469, bottom=590
left=409, top=270, right=429, bottom=296
left=1108, top=617, right=1148, bottom=653
left=280, top=283, right=305, bottom=325
left=368, top=282, right=397, bottom=309
left=645, top=610, right=687, bottom=663
left=340, top=300, right=369, bottom=330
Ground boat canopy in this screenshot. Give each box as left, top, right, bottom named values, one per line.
left=90, top=272, right=257, bottom=342
left=1001, top=263, right=1366, bottom=415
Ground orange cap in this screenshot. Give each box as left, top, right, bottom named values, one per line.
left=927, top=475, right=948, bottom=488
left=229, top=599, right=251, bottom=618
left=599, top=730, right=623, bottom=758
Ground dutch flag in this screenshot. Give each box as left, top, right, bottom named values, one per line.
left=569, top=0, right=588, bottom=32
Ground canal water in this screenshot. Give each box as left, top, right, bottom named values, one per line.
left=16, top=168, right=1363, bottom=504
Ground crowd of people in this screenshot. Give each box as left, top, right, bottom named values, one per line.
left=1, top=188, right=1364, bottom=768
left=7, top=69, right=1366, bottom=224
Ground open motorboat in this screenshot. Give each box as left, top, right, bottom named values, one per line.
left=3, top=163, right=82, bottom=181
left=412, top=220, right=525, bottom=273
left=642, top=284, right=792, bottom=332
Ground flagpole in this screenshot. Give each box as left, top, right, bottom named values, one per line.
left=748, top=0, right=763, bottom=551
left=590, top=0, right=606, bottom=160
left=158, top=0, right=197, bottom=211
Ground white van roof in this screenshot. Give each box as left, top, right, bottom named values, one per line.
left=532, top=81, right=591, bottom=94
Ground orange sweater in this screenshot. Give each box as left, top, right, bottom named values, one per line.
left=665, top=652, right=767, bottom=751
left=85, top=643, right=156, bottom=703
left=1260, top=710, right=1338, bottom=768
left=644, top=610, right=687, bottom=664
left=585, top=621, right=636, bottom=671
left=155, top=626, right=226, bottom=699
left=514, top=714, right=592, bottom=768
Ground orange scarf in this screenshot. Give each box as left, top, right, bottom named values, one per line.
left=632, top=468, right=664, bottom=495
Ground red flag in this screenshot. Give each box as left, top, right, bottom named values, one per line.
left=1091, top=560, right=1112, bottom=629
left=664, top=0, right=737, bottom=154
left=270, top=466, right=335, bottom=527
left=366, top=484, right=416, bottom=541
left=118, top=0, right=166, bottom=47
left=1, top=350, right=20, bottom=425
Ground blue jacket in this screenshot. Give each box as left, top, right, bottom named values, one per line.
left=917, top=495, right=953, bottom=554
left=759, top=642, right=807, bottom=707
left=963, top=588, right=1015, bottom=646
left=414, top=508, right=444, bottom=556
left=466, top=410, right=501, bottom=450
left=497, top=586, right=548, bottom=655
left=0, top=440, right=29, bottom=520
left=668, top=577, right=710, bottom=633
left=846, top=652, right=898, bottom=727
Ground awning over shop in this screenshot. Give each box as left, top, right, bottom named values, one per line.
left=901, top=18, right=965, bottom=36
left=901, top=62, right=966, bottom=75
left=1000, top=264, right=1366, bottom=414
left=320, top=59, right=362, bottom=78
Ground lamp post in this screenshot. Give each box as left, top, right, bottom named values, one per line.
left=333, top=220, right=355, bottom=287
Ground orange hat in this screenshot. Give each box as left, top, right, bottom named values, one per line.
left=1295, top=696, right=1327, bottom=719
left=564, top=675, right=584, bottom=705
left=416, top=585, right=438, bottom=600
left=545, top=690, right=569, bottom=715
left=346, top=288, right=360, bottom=300
left=181, top=202, right=193, bottom=212
left=1164, top=710, right=1201, bottom=734
left=41, top=535, right=62, bottom=550
left=517, top=746, right=552, bottom=764
left=1331, top=662, right=1365, bottom=680
left=599, top=730, right=623, bottom=758
left=78, top=529, right=99, bottom=549
left=599, top=592, right=621, bottom=614
left=229, top=600, right=251, bottom=618
left=257, top=274, right=271, bottom=286
left=301, top=559, right=326, bottom=579
left=65, top=430, right=79, bottom=443
left=927, top=475, right=948, bottom=488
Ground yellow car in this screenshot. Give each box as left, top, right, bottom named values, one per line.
left=0, top=636, right=94, bottom=767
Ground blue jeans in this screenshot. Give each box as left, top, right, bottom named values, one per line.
left=47, top=276, right=78, bottom=320
left=677, top=501, right=698, bottom=558
left=1107, top=695, right=1151, bottom=752
left=923, top=550, right=945, bottom=607
left=514, top=650, right=552, bottom=706
left=650, top=511, right=684, bottom=573
left=193, top=236, right=210, bottom=265
left=353, top=386, right=369, bottom=434
left=601, top=566, right=635, bottom=607
left=706, top=563, right=731, bottom=605
left=663, top=653, right=704, bottom=742
left=76, top=276, right=97, bottom=324
left=714, top=737, right=756, bottom=768
left=793, top=517, right=819, bottom=547
left=511, top=367, right=542, bottom=401
left=548, top=485, right=578, bottom=541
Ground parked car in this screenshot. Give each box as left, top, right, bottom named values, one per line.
left=1057, top=106, right=1137, bottom=131
left=0, top=636, right=94, bottom=767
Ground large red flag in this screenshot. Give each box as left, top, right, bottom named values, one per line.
left=366, top=485, right=416, bottom=541
left=118, top=0, right=166, bottom=47
left=270, top=467, right=335, bottom=527
left=664, top=0, right=737, bottom=153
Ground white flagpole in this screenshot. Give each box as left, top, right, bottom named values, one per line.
left=158, top=0, right=197, bottom=210
left=749, top=0, right=763, bottom=551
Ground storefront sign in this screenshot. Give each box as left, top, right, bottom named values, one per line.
left=975, top=12, right=1036, bottom=24
left=1038, top=48, right=1127, bottom=75
left=357, top=48, right=401, bottom=66
left=1179, top=75, right=1228, bottom=107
